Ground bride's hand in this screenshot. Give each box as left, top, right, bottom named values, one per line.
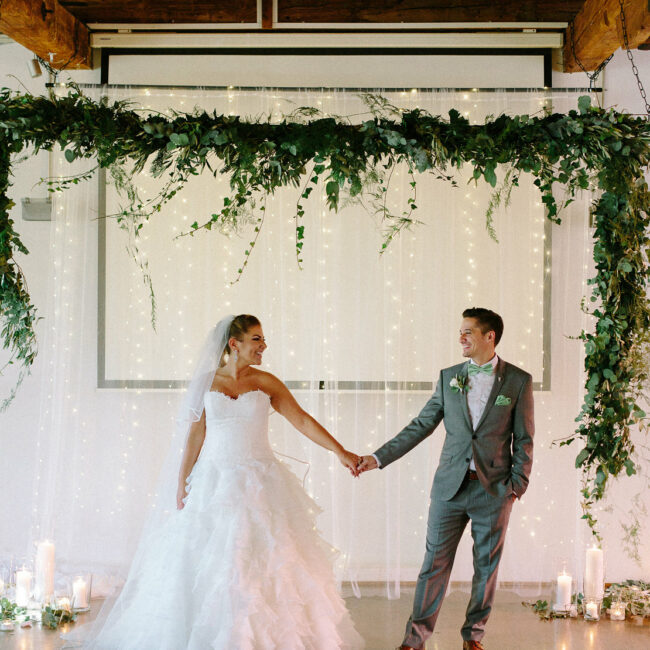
left=176, top=485, right=187, bottom=510
left=337, top=449, right=361, bottom=477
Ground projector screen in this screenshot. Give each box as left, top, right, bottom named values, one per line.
left=98, top=88, right=551, bottom=390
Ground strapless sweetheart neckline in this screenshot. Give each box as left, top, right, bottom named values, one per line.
left=206, top=388, right=270, bottom=402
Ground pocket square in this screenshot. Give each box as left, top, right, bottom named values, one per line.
left=495, top=395, right=511, bottom=406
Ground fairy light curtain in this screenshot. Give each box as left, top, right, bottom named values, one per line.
left=26, top=87, right=601, bottom=596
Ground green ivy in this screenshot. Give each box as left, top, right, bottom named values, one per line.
left=41, top=604, right=77, bottom=630
left=1, top=88, right=649, bottom=537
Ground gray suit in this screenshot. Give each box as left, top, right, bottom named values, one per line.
left=374, top=358, right=534, bottom=647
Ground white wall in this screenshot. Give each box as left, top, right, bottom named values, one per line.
left=552, top=47, right=650, bottom=113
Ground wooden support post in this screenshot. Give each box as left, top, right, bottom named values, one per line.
left=0, top=0, right=91, bottom=69
left=261, top=0, right=273, bottom=30
left=563, top=0, right=650, bottom=72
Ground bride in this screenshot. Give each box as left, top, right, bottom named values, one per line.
left=71, top=314, right=365, bottom=649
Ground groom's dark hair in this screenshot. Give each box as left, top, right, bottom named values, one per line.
left=463, top=308, right=504, bottom=346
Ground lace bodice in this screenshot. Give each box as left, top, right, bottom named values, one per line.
left=202, top=389, right=274, bottom=463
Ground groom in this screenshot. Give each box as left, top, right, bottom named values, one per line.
left=357, top=308, right=534, bottom=650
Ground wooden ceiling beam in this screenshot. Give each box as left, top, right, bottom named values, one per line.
left=563, top=0, right=650, bottom=72
left=0, top=0, right=91, bottom=69
left=57, top=1, right=584, bottom=27
left=276, top=0, right=584, bottom=24
left=58, top=1, right=258, bottom=25
left=261, top=0, right=273, bottom=29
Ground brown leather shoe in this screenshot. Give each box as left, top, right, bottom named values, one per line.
left=462, top=641, right=485, bottom=650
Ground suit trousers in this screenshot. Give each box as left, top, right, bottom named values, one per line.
left=402, top=476, right=514, bottom=648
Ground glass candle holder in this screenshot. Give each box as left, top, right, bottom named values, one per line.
left=583, top=545, right=604, bottom=601
left=33, top=540, right=55, bottom=605
left=56, top=596, right=72, bottom=613
left=0, top=563, right=9, bottom=595
left=71, top=574, right=92, bottom=612
left=609, top=601, right=626, bottom=621
left=53, top=577, right=72, bottom=612
left=14, top=568, right=32, bottom=608
left=584, top=598, right=601, bottom=621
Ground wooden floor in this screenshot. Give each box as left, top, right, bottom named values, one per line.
left=0, top=587, right=648, bottom=649
left=347, top=587, right=650, bottom=649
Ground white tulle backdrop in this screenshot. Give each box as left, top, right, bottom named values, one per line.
left=7, top=86, right=645, bottom=598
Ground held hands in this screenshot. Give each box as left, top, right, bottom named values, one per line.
left=356, top=455, right=378, bottom=475
left=332, top=448, right=381, bottom=478
left=337, top=452, right=379, bottom=478
left=336, top=449, right=362, bottom=477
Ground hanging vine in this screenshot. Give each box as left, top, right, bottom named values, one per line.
left=1, top=88, right=649, bottom=537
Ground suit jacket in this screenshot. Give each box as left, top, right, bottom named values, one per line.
left=373, top=358, right=534, bottom=500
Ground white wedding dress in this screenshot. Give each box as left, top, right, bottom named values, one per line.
left=79, top=389, right=365, bottom=649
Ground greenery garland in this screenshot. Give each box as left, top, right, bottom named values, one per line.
left=1, top=88, right=649, bottom=537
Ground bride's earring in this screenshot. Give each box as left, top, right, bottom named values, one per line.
left=233, top=349, right=239, bottom=363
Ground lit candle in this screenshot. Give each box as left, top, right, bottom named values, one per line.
left=15, top=569, right=32, bottom=607
left=555, top=572, right=572, bottom=610
left=72, top=577, right=88, bottom=609
left=34, top=540, right=55, bottom=602
left=585, top=601, right=599, bottom=620
left=584, top=546, right=604, bottom=599
left=57, top=597, right=71, bottom=612
left=610, top=601, right=626, bottom=620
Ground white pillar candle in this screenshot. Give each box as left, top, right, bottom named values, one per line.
left=584, top=546, right=604, bottom=599
left=0, top=576, right=4, bottom=595
left=34, top=541, right=55, bottom=602
left=72, top=577, right=88, bottom=609
left=555, top=572, right=572, bottom=609
left=585, top=601, right=599, bottom=619
left=15, top=569, right=31, bottom=607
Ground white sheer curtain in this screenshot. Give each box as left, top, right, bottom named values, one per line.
left=20, top=87, right=615, bottom=598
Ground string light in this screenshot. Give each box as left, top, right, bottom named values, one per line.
left=20, top=86, right=598, bottom=589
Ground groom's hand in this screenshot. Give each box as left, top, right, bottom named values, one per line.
left=357, top=455, right=378, bottom=474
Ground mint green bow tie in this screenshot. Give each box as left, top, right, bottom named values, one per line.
left=468, top=363, right=493, bottom=377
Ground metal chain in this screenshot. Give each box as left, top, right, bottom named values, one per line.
left=618, top=0, right=650, bottom=115
left=569, top=19, right=613, bottom=89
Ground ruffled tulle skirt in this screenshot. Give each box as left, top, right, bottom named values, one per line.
left=77, top=454, right=364, bottom=649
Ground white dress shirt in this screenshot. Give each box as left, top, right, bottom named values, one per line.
left=467, top=354, right=498, bottom=470
left=371, top=355, right=498, bottom=470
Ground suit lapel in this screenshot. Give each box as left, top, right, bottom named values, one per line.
left=458, top=362, right=472, bottom=430
left=474, top=358, right=507, bottom=431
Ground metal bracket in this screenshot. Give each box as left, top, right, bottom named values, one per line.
left=21, top=197, right=52, bottom=221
